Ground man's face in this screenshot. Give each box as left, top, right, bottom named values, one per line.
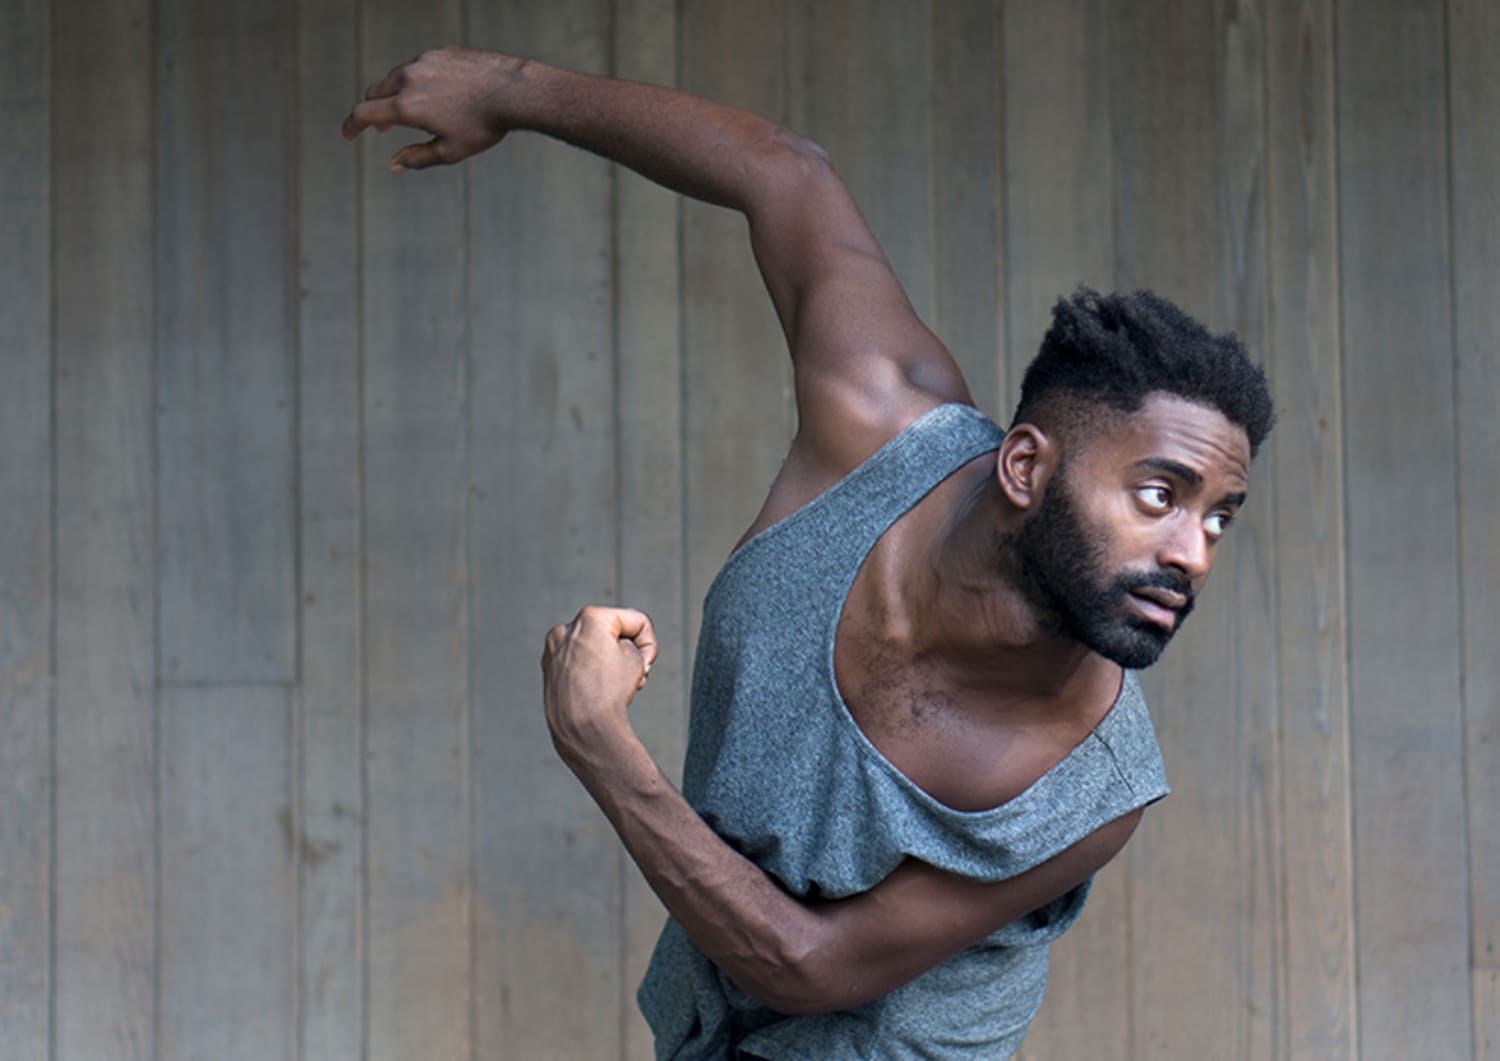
left=1010, top=394, right=1252, bottom=669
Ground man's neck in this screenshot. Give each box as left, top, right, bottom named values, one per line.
left=900, top=470, right=1103, bottom=700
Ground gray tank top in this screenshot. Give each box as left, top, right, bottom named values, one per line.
left=638, top=403, right=1170, bottom=1059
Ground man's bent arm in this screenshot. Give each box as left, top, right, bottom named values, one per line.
left=345, top=47, right=970, bottom=477
left=542, top=608, right=1143, bottom=1015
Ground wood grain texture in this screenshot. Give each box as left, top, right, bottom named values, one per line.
left=359, top=3, right=472, bottom=1057
left=156, top=0, right=296, bottom=684
left=466, top=2, right=621, bottom=1056
left=1221, top=5, right=1285, bottom=1057
left=1267, top=1, right=1356, bottom=1057
left=1001, top=0, right=1114, bottom=416
left=789, top=0, right=933, bottom=326
left=1111, top=4, right=1246, bottom=1056
left=1479, top=969, right=1500, bottom=1061
left=52, top=0, right=158, bottom=1056
left=999, top=5, right=1124, bottom=1056
left=1336, top=0, right=1472, bottom=1055
left=296, top=0, right=365, bottom=1054
left=930, top=0, right=1003, bottom=419
left=0, top=0, right=51, bottom=1052
left=159, top=686, right=294, bottom=1061
left=7, top=3, right=1499, bottom=1058
left=1450, top=0, right=1500, bottom=1007
left=679, top=0, right=795, bottom=654
left=611, top=1, right=687, bottom=1055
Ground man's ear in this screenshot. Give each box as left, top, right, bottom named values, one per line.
left=996, top=423, right=1061, bottom=511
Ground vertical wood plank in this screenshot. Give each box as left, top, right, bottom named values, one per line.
left=156, top=0, right=296, bottom=684
left=1479, top=970, right=1500, bottom=1061
left=52, top=0, right=157, bottom=1056
left=1336, top=0, right=1472, bottom=1056
left=1000, top=4, right=1122, bottom=1052
left=296, top=0, right=365, bottom=1054
left=1221, top=5, right=1284, bottom=1057
left=679, top=0, right=794, bottom=655
left=359, top=3, right=471, bottom=1057
left=611, top=2, right=687, bottom=1056
left=1111, top=4, right=1260, bottom=1057
left=789, top=0, right=934, bottom=325
left=465, top=4, right=620, bottom=1056
left=930, top=0, right=1003, bottom=417
left=159, top=686, right=294, bottom=1061
left=1267, top=0, right=1356, bottom=1057
left=1450, top=0, right=1500, bottom=1028
left=1001, top=0, right=1114, bottom=416
left=0, top=0, right=51, bottom=1052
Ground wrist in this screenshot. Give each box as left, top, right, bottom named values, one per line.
left=550, top=704, right=641, bottom=772
left=486, top=53, right=574, bottom=135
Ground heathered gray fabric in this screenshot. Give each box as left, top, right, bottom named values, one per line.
left=638, top=403, right=1170, bottom=1060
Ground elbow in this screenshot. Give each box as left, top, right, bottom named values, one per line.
left=768, top=126, right=832, bottom=168
left=751, top=126, right=840, bottom=199
left=729, top=932, right=867, bottom=1016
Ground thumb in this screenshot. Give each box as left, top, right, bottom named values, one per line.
left=610, top=608, right=658, bottom=675
left=389, top=138, right=452, bottom=171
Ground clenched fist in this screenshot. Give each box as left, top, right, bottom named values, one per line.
left=541, top=606, right=659, bottom=766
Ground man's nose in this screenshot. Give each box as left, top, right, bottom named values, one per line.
left=1158, top=520, right=1213, bottom=582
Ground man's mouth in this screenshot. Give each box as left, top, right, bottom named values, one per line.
left=1132, top=585, right=1188, bottom=611
left=1126, top=586, right=1187, bottom=628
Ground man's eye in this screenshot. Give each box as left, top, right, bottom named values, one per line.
left=1137, top=486, right=1171, bottom=511
left=1205, top=512, right=1233, bottom=538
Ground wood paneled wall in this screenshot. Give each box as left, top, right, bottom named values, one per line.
left=1, top=1, right=1495, bottom=1057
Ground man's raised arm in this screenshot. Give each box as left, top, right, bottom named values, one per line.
left=343, top=46, right=970, bottom=478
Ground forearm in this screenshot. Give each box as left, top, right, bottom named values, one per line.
left=556, top=722, right=825, bottom=1012
left=494, top=57, right=824, bottom=216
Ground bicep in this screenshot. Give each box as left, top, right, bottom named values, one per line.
left=791, top=807, right=1145, bottom=1014
left=744, top=145, right=971, bottom=473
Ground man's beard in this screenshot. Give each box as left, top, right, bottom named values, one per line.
left=1005, top=468, right=1195, bottom=669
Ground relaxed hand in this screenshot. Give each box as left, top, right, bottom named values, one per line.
left=342, top=45, right=521, bottom=170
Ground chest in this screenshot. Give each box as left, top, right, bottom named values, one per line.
left=832, top=567, right=1118, bottom=814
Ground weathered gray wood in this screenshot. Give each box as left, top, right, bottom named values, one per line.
left=1001, top=0, right=1114, bottom=416
left=159, top=686, right=294, bottom=1061
left=1221, top=5, right=1284, bottom=1057
left=790, top=0, right=933, bottom=329
left=1000, top=6, right=1124, bottom=1051
left=1111, top=4, right=1257, bottom=1056
left=359, top=4, right=472, bottom=1058
left=611, top=1, right=687, bottom=1055
left=1480, top=970, right=1500, bottom=1061
left=156, top=0, right=296, bottom=684
left=1267, top=1, right=1356, bottom=1058
left=466, top=2, right=621, bottom=1056
left=679, top=0, right=795, bottom=654
left=52, top=0, right=157, bottom=1056
left=1451, top=0, right=1500, bottom=1031
left=929, top=0, right=1003, bottom=419
left=18, top=5, right=1500, bottom=1058
left=0, top=0, right=51, bottom=1052
left=296, top=0, right=365, bottom=1054
left=1336, top=0, right=1472, bottom=1056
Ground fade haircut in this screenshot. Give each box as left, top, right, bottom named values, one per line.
left=1012, top=288, right=1274, bottom=457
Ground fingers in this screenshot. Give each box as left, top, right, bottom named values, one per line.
left=341, top=97, right=402, bottom=140
left=591, top=606, right=659, bottom=674
left=543, top=606, right=661, bottom=679
left=363, top=61, right=410, bottom=101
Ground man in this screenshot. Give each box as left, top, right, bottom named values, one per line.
left=345, top=46, right=1273, bottom=1059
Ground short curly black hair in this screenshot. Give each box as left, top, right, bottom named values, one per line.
left=1012, top=288, right=1274, bottom=457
